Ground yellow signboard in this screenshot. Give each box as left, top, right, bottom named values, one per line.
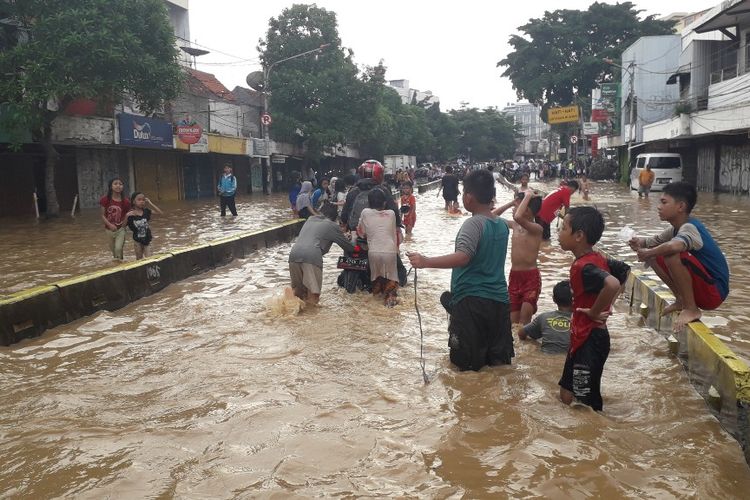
left=547, top=106, right=580, bottom=124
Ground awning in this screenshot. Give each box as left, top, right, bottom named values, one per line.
left=666, top=64, right=692, bottom=85
left=694, top=0, right=750, bottom=35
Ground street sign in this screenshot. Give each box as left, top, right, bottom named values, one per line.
left=547, top=105, right=580, bottom=124
left=570, top=135, right=578, bottom=144
left=261, top=113, right=272, bottom=126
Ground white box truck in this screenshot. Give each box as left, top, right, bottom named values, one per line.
left=383, top=155, right=416, bottom=175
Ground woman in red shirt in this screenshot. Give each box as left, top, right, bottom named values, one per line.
left=99, top=178, right=131, bottom=260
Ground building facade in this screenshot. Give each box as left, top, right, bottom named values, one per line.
left=501, top=102, right=550, bottom=159
left=603, top=0, right=750, bottom=193
left=387, top=79, right=439, bottom=107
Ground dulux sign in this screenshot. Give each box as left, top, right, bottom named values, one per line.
left=118, top=113, right=173, bottom=149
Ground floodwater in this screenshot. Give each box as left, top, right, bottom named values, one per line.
left=582, top=181, right=750, bottom=364
left=0, top=194, right=291, bottom=296
left=1, top=183, right=749, bottom=497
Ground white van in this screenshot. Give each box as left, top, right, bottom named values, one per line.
left=630, top=153, right=683, bottom=192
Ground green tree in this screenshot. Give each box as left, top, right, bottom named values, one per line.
left=258, top=4, right=366, bottom=162
left=0, top=0, right=182, bottom=216
left=451, top=107, right=517, bottom=162
left=498, top=2, right=674, bottom=118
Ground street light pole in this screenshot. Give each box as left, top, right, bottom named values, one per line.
left=261, top=43, right=330, bottom=192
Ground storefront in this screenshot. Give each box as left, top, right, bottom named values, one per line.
left=118, top=112, right=181, bottom=202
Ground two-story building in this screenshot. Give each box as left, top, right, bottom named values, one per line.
left=605, top=0, right=750, bottom=193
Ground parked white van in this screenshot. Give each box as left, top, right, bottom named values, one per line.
left=630, top=153, right=683, bottom=192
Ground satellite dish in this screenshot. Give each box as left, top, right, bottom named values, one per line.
left=246, top=71, right=265, bottom=91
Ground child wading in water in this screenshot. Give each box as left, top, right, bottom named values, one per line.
left=358, top=188, right=401, bottom=307
left=628, top=181, right=729, bottom=330
left=217, top=164, right=238, bottom=217
left=408, top=169, right=514, bottom=371
left=126, top=192, right=163, bottom=260
left=400, top=181, right=417, bottom=235
left=557, top=207, right=629, bottom=411
left=492, top=189, right=544, bottom=327
left=99, top=178, right=131, bottom=260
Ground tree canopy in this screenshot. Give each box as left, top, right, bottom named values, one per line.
left=498, top=2, right=674, bottom=119
left=0, top=0, right=183, bottom=214
left=259, top=4, right=516, bottom=164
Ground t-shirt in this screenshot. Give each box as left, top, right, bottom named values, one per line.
left=645, top=217, right=729, bottom=299
left=289, top=215, right=354, bottom=268
left=523, top=310, right=571, bottom=354
left=537, top=187, right=572, bottom=224
left=450, top=214, right=509, bottom=305
left=127, top=208, right=152, bottom=245
left=441, top=174, right=460, bottom=198
left=639, top=169, right=655, bottom=186
left=358, top=208, right=398, bottom=254
left=99, top=195, right=131, bottom=228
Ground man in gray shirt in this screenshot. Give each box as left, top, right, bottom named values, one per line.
left=519, top=280, right=572, bottom=354
left=289, top=204, right=354, bottom=305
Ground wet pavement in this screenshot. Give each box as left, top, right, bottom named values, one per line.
left=1, top=182, right=748, bottom=497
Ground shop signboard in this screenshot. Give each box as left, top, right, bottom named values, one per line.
left=175, top=119, right=202, bottom=145
left=117, top=113, right=172, bottom=148
left=547, top=105, right=579, bottom=125
left=189, top=134, right=208, bottom=153
left=591, top=83, right=621, bottom=135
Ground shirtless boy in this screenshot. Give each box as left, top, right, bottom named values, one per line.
left=492, top=190, right=544, bottom=325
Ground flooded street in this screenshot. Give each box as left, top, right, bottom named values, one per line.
left=1, top=182, right=748, bottom=497
left=0, top=194, right=291, bottom=296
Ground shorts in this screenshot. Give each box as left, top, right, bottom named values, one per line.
left=638, top=185, right=651, bottom=195
left=289, top=262, right=323, bottom=295
left=558, top=328, right=610, bottom=411
left=448, top=296, right=514, bottom=371
left=443, top=193, right=458, bottom=203
left=508, top=268, right=542, bottom=313
left=654, top=252, right=724, bottom=310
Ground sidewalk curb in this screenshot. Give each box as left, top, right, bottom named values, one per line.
left=0, top=219, right=304, bottom=346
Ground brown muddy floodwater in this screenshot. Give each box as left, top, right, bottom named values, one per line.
left=1, top=183, right=749, bottom=497
left=0, top=193, right=292, bottom=296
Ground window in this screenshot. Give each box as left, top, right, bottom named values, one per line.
left=745, top=32, right=750, bottom=74
left=647, top=157, right=681, bottom=169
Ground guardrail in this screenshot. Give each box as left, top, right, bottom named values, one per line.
left=0, top=219, right=305, bottom=346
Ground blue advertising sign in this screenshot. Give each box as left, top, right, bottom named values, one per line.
left=117, top=113, right=173, bottom=148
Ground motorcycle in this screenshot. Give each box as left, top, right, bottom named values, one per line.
left=336, top=236, right=409, bottom=294
left=337, top=237, right=371, bottom=293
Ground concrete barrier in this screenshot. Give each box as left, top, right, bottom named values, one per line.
left=417, top=180, right=441, bottom=194
left=119, top=254, right=175, bottom=302
left=55, top=267, right=132, bottom=320
left=170, top=243, right=214, bottom=282
left=0, top=285, right=67, bottom=345
left=620, top=261, right=750, bottom=466
left=0, top=219, right=305, bottom=346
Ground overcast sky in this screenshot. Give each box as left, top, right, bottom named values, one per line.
left=189, top=0, right=716, bottom=111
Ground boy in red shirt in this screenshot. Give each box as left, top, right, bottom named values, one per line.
left=557, top=206, right=629, bottom=411
left=537, top=180, right=579, bottom=240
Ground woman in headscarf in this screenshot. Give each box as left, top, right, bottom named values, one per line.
left=295, top=181, right=319, bottom=219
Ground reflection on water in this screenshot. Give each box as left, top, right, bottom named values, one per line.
left=0, top=194, right=291, bottom=295
left=0, top=182, right=748, bottom=497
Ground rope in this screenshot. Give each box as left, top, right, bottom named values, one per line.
left=409, top=267, right=430, bottom=384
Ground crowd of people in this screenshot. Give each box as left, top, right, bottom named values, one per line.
left=285, top=160, right=730, bottom=412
